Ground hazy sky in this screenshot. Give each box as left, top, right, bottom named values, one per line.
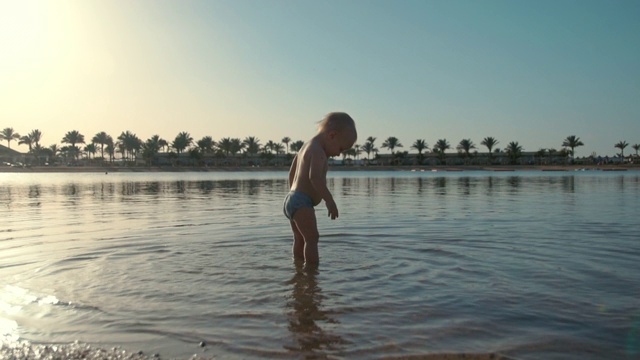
left=1, top=0, right=639, bottom=157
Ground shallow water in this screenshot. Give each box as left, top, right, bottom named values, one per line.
left=1, top=170, right=639, bottom=359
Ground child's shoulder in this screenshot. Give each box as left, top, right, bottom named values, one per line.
left=299, top=139, right=326, bottom=159
left=305, top=139, right=325, bottom=153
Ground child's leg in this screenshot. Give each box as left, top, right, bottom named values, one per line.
left=292, top=207, right=319, bottom=264
left=290, top=221, right=304, bottom=260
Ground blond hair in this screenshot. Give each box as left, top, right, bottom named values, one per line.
left=317, top=112, right=355, bottom=133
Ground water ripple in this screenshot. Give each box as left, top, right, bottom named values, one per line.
left=1, top=171, right=639, bottom=359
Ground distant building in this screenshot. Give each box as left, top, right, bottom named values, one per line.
left=364, top=151, right=584, bottom=166
left=0, top=145, right=25, bottom=165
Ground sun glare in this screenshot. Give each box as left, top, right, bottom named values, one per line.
left=0, top=0, right=88, bottom=111
left=0, top=1, right=49, bottom=66
left=0, top=0, right=62, bottom=103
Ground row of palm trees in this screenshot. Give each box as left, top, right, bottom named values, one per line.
left=2, top=126, right=639, bottom=166
left=352, top=135, right=638, bottom=163
left=1, top=127, right=306, bottom=165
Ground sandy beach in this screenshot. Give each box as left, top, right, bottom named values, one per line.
left=0, top=340, right=513, bottom=360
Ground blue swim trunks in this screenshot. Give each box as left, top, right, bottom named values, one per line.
left=283, top=191, right=314, bottom=220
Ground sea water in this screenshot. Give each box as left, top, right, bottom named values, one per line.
left=1, top=170, right=639, bottom=359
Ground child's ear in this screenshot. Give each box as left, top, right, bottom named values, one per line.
left=327, top=130, right=339, bottom=139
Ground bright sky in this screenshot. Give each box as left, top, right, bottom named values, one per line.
left=1, top=0, right=638, bottom=157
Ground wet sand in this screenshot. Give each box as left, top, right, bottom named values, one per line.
left=0, top=340, right=513, bottom=360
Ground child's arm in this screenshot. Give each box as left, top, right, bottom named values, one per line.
left=288, top=154, right=298, bottom=188
left=309, top=153, right=339, bottom=219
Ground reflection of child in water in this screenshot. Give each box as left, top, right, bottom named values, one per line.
left=285, top=261, right=343, bottom=355
left=283, top=112, right=357, bottom=264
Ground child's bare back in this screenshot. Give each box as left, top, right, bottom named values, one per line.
left=289, top=138, right=332, bottom=206
left=289, top=139, right=329, bottom=207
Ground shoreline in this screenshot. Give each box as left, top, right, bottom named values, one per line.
left=0, top=164, right=637, bottom=173
left=0, top=340, right=513, bottom=360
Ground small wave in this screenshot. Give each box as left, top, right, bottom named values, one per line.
left=1, top=285, right=103, bottom=313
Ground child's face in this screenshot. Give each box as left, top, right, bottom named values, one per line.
left=328, top=127, right=357, bottom=157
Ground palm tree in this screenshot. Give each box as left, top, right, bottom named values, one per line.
left=273, top=142, right=285, bottom=155
left=61, top=130, right=85, bottom=160
left=1, top=128, right=21, bottom=149
left=360, top=143, right=374, bottom=162
left=141, top=136, right=162, bottom=166
left=481, top=137, right=499, bottom=163
left=505, top=141, right=523, bottom=165
left=433, top=139, right=450, bottom=152
left=84, top=144, right=97, bottom=162
left=187, top=147, right=203, bottom=166
left=37, top=145, right=53, bottom=164
left=24, top=129, right=43, bottom=164
left=19, top=135, right=33, bottom=152
left=196, top=136, right=215, bottom=155
left=61, top=130, right=85, bottom=148
left=29, top=129, right=42, bottom=148
left=411, top=139, right=428, bottom=154
left=158, top=138, right=168, bottom=152
left=290, top=140, right=305, bottom=153
left=172, top=132, right=193, bottom=155
left=366, top=136, right=376, bottom=143
left=411, top=139, right=428, bottom=165
left=92, top=131, right=112, bottom=160
left=230, top=138, right=244, bottom=164
left=31, top=144, right=45, bottom=165
left=262, top=140, right=276, bottom=154
left=262, top=141, right=283, bottom=165
left=456, top=138, right=476, bottom=163
left=382, top=136, right=403, bottom=154
left=432, top=139, right=450, bottom=164
left=216, top=137, right=232, bottom=156
left=47, top=144, right=60, bottom=164
left=117, top=131, right=142, bottom=162
left=562, top=135, right=584, bottom=157
left=615, top=140, right=628, bottom=157
left=341, top=148, right=354, bottom=162
left=282, top=137, right=291, bottom=154
left=632, top=144, right=640, bottom=157
left=58, top=146, right=73, bottom=162
left=242, top=136, right=261, bottom=157
left=232, top=138, right=244, bottom=154
left=116, top=141, right=126, bottom=162
left=257, top=141, right=272, bottom=164
left=19, top=130, right=42, bottom=155
left=132, top=135, right=143, bottom=161
left=361, top=137, right=378, bottom=164
left=103, top=136, right=115, bottom=163
left=364, top=136, right=377, bottom=155
left=352, top=143, right=362, bottom=160
left=147, top=135, right=165, bottom=152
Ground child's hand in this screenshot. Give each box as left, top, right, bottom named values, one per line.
left=326, top=199, right=339, bottom=220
